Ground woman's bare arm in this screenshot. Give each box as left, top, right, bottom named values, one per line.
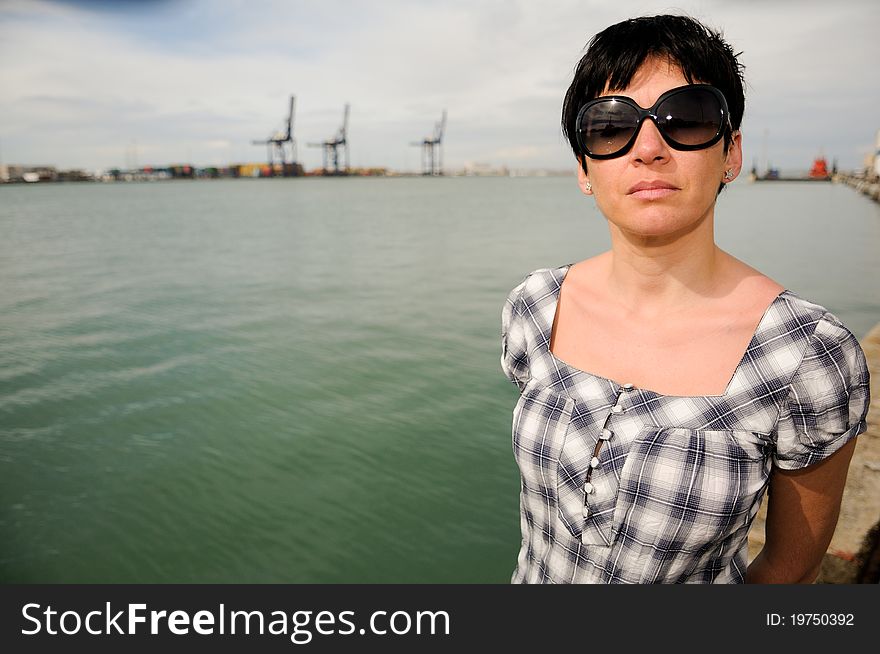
left=745, top=438, right=857, bottom=584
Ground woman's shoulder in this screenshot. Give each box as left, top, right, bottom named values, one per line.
left=773, top=291, right=868, bottom=398
left=776, top=288, right=854, bottom=336
left=720, top=254, right=853, bottom=337
left=504, top=262, right=574, bottom=300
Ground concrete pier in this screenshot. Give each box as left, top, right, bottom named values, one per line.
left=747, top=321, right=880, bottom=582
left=836, top=172, right=880, bottom=203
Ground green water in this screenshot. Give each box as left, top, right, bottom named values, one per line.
left=1, top=177, right=878, bottom=582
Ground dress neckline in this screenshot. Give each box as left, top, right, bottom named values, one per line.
left=544, top=263, right=790, bottom=400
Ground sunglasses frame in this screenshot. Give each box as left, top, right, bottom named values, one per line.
left=575, top=84, right=733, bottom=160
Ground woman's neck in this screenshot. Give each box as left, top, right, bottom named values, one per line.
left=602, top=217, right=731, bottom=319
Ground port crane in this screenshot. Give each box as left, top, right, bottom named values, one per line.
left=252, top=95, right=298, bottom=175
left=308, top=104, right=350, bottom=175
left=411, top=110, right=446, bottom=175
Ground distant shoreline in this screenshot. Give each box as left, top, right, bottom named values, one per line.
left=0, top=169, right=578, bottom=184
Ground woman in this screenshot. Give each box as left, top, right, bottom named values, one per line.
left=501, top=15, right=870, bottom=584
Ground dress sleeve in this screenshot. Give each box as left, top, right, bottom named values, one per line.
left=501, top=277, right=530, bottom=392
left=773, top=313, right=871, bottom=470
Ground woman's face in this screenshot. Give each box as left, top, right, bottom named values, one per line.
left=578, top=57, right=742, bottom=240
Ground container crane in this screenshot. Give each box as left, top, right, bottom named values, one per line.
left=308, top=104, right=350, bottom=175
left=410, top=110, right=446, bottom=175
left=251, top=95, right=299, bottom=176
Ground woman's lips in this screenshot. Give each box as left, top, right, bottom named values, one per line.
left=627, top=180, right=679, bottom=200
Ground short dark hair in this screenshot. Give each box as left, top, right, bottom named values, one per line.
left=562, top=15, right=745, bottom=167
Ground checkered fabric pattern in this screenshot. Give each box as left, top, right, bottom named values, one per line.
left=501, top=264, right=870, bottom=584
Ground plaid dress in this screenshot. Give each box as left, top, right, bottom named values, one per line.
left=501, top=264, right=871, bottom=584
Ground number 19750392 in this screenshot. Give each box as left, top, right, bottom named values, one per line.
left=765, top=613, right=854, bottom=627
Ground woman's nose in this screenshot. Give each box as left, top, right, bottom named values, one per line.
left=629, top=118, right=670, bottom=163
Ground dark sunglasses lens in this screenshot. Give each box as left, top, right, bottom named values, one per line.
left=580, top=100, right=639, bottom=156
left=656, top=88, right=723, bottom=147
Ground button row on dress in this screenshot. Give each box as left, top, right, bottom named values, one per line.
left=584, top=387, right=634, bottom=524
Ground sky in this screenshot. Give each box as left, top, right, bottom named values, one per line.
left=1, top=0, right=878, bottom=174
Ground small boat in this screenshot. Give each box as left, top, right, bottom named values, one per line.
left=808, top=156, right=830, bottom=180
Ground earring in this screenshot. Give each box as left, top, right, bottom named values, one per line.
left=585, top=181, right=592, bottom=192
left=724, top=170, right=734, bottom=180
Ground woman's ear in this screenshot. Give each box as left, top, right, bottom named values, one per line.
left=576, top=157, right=593, bottom=195
left=723, top=130, right=743, bottom=181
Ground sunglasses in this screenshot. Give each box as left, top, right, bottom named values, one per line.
left=575, top=84, right=732, bottom=159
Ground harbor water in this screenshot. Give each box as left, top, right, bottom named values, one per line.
left=2, top=177, right=879, bottom=582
